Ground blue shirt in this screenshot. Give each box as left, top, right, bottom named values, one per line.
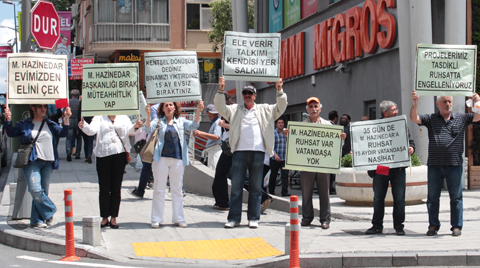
left=272, top=128, right=287, bottom=161
left=161, top=125, right=182, bottom=159
left=205, top=116, right=222, bottom=148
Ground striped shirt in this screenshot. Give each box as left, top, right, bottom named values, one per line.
left=272, top=128, right=287, bottom=161
left=419, top=112, right=474, bottom=166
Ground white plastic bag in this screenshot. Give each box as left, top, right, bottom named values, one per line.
left=466, top=99, right=480, bottom=114
left=264, top=170, right=271, bottom=188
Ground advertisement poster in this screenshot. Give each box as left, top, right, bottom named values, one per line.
left=222, top=31, right=281, bottom=82
left=81, top=63, right=139, bottom=116
left=285, top=121, right=344, bottom=174
left=0, top=45, right=13, bottom=58
left=350, top=115, right=410, bottom=172
left=144, top=51, right=202, bottom=103
left=269, top=0, right=283, bottom=33
left=283, top=0, right=300, bottom=28
left=301, top=0, right=318, bottom=19
left=53, top=11, right=72, bottom=75
left=70, top=58, right=94, bottom=80
left=415, top=44, right=477, bottom=96
left=7, top=53, right=68, bottom=104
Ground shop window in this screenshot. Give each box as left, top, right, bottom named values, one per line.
left=187, top=3, right=211, bottom=30
left=364, top=100, right=376, bottom=120
left=198, top=58, right=221, bottom=83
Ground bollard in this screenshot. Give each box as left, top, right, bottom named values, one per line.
left=61, top=189, right=81, bottom=261
left=82, top=216, right=101, bottom=247
left=289, top=195, right=300, bottom=268
left=285, top=223, right=301, bottom=255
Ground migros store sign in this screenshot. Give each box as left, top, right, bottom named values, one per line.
left=281, top=0, right=396, bottom=79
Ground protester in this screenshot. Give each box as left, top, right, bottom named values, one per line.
left=128, top=103, right=159, bottom=199
left=79, top=114, right=142, bottom=229
left=340, top=116, right=351, bottom=157
left=268, top=117, right=289, bottom=197
left=145, top=101, right=203, bottom=228
left=328, top=110, right=339, bottom=125
left=81, top=116, right=94, bottom=163
left=215, top=77, right=287, bottom=229
left=66, top=89, right=82, bottom=161
left=410, top=91, right=480, bottom=236
left=4, top=105, right=71, bottom=228
left=365, top=100, right=415, bottom=236
left=300, top=97, right=346, bottom=229
left=193, top=104, right=222, bottom=171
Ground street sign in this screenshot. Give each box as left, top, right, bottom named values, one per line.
left=31, top=0, right=60, bottom=50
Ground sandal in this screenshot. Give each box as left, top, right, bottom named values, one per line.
left=101, top=221, right=110, bottom=228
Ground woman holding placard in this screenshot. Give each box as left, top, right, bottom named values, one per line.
left=145, top=101, right=203, bottom=228
left=4, top=104, right=71, bottom=228
left=79, top=115, right=142, bottom=229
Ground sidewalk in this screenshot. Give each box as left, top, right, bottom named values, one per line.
left=1, top=139, right=480, bottom=267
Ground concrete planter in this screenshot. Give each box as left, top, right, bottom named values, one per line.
left=336, top=166, right=428, bottom=206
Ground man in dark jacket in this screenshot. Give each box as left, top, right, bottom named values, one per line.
left=365, top=100, right=415, bottom=236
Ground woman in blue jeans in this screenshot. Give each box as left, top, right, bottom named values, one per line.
left=4, top=105, right=71, bottom=228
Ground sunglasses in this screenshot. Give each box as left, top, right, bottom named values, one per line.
left=242, top=91, right=254, bottom=96
left=34, top=104, right=48, bottom=109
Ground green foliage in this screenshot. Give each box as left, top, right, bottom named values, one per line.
left=473, top=1, right=480, bottom=94
left=208, top=0, right=254, bottom=52
left=410, top=153, right=421, bottom=167
left=341, top=154, right=352, bottom=167
left=52, top=0, right=76, bottom=11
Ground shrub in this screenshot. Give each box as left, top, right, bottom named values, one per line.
left=341, top=154, right=352, bottom=167
left=411, top=153, right=421, bottom=167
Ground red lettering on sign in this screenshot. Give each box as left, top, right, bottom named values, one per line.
left=360, top=0, right=378, bottom=54
left=345, top=6, right=362, bottom=60
left=289, top=35, right=296, bottom=78
left=332, top=13, right=346, bottom=63
left=295, top=32, right=304, bottom=76
left=376, top=0, right=396, bottom=49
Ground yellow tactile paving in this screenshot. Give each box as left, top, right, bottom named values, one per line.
left=132, top=237, right=284, bottom=260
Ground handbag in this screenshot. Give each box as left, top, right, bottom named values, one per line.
left=220, top=127, right=232, bottom=156
left=14, top=120, right=45, bottom=168
left=133, top=139, right=146, bottom=154
left=140, top=123, right=159, bottom=163
left=113, top=123, right=131, bottom=164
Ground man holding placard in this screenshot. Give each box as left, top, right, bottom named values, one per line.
left=365, top=100, right=415, bottom=236
left=411, top=90, right=480, bottom=236
left=215, top=77, right=286, bottom=229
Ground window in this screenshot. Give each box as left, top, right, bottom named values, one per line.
left=187, top=3, right=211, bottom=30
left=364, top=100, right=376, bottom=120
left=198, top=58, right=221, bottom=83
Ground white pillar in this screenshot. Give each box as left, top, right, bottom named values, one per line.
left=398, top=0, right=434, bottom=164
left=232, top=0, right=248, bottom=106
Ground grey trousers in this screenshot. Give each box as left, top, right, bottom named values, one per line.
left=300, top=171, right=330, bottom=224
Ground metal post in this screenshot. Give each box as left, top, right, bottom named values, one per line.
left=232, top=0, right=248, bottom=106
left=21, top=0, right=31, bottom=53
left=13, top=3, right=17, bottom=53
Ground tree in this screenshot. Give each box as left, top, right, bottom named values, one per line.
left=207, top=0, right=254, bottom=52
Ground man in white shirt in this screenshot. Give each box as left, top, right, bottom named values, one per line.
left=215, top=77, right=287, bottom=228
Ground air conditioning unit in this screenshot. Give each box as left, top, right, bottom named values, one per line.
left=71, top=4, right=79, bottom=19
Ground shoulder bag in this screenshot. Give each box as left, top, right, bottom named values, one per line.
left=113, top=122, right=131, bottom=164
left=140, top=122, right=160, bottom=163
left=14, top=120, right=45, bottom=168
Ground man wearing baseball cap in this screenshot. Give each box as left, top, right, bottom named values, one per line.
left=300, top=96, right=346, bottom=230
left=193, top=104, right=222, bottom=171
left=215, top=77, right=287, bottom=229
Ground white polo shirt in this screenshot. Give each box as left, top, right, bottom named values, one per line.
left=235, top=106, right=265, bottom=152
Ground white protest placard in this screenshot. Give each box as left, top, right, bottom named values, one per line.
left=351, top=115, right=410, bottom=172
left=222, top=31, right=281, bottom=82
left=7, top=53, right=68, bottom=104
left=127, top=91, right=148, bottom=125
left=81, top=63, right=139, bottom=116
left=415, top=44, right=477, bottom=96
left=285, top=122, right=344, bottom=174
left=144, top=51, right=201, bottom=103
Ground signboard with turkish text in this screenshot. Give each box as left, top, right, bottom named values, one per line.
left=0, top=46, right=13, bottom=58
left=285, top=122, right=344, bottom=174
left=71, top=58, right=94, bottom=77
left=81, top=63, right=139, bottom=116
left=7, top=53, right=68, bottom=104
left=351, top=115, right=410, bottom=172
left=415, top=44, right=477, bottom=96
left=31, top=0, right=60, bottom=50
left=222, top=31, right=281, bottom=82
left=284, top=0, right=300, bottom=28
left=301, top=0, right=318, bottom=19
left=144, top=51, right=202, bottom=103
left=269, top=0, right=283, bottom=33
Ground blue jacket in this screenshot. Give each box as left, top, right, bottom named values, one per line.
left=4, top=119, right=69, bottom=169
left=145, top=116, right=199, bottom=166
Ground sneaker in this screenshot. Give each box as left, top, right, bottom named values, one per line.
left=151, top=222, right=160, bottom=228
left=127, top=188, right=143, bottom=199
left=146, top=182, right=154, bottom=189
left=365, top=226, right=383, bottom=234
left=224, top=221, right=240, bottom=228
left=248, top=220, right=259, bottom=228
left=46, top=216, right=54, bottom=226
left=452, top=228, right=462, bottom=236
left=67, top=154, right=72, bottom=162
left=426, top=226, right=438, bottom=236
left=31, top=222, right=47, bottom=228
left=85, top=156, right=92, bottom=164
left=75, top=155, right=81, bottom=159
left=261, top=198, right=272, bottom=213
left=174, top=222, right=188, bottom=228
left=395, top=229, right=406, bottom=236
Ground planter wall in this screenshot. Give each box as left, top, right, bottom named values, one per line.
left=336, top=166, right=428, bottom=206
